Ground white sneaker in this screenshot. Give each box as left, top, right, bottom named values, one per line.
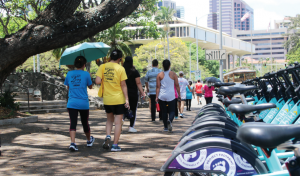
left=128, top=127, right=137, bottom=133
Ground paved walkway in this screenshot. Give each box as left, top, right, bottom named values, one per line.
left=0, top=94, right=220, bottom=176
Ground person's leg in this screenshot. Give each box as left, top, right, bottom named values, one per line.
left=178, top=101, right=182, bottom=114
left=180, top=100, right=185, bottom=114
left=186, top=99, right=188, bottom=110
left=150, top=95, right=156, bottom=121
left=106, top=112, right=114, bottom=136
left=197, top=95, right=200, bottom=105
left=188, top=99, right=191, bottom=110
left=113, top=114, right=123, bottom=144
left=200, top=94, right=203, bottom=104
left=159, top=100, right=168, bottom=129
left=205, top=97, right=209, bottom=105
left=79, top=110, right=91, bottom=140
left=174, top=98, right=178, bottom=118
left=68, top=108, right=78, bottom=144
left=168, top=99, right=176, bottom=123
left=209, top=97, right=213, bottom=104
left=129, top=96, right=138, bottom=128
left=148, top=97, right=151, bottom=113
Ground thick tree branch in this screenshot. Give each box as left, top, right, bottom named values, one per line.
left=35, top=0, right=82, bottom=22
left=0, top=0, right=142, bottom=85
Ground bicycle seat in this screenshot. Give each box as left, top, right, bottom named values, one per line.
left=218, top=86, right=257, bottom=95
left=234, top=97, right=255, bottom=102
left=214, top=82, right=236, bottom=87
left=223, top=97, right=255, bottom=106
left=228, top=103, right=276, bottom=115
left=218, top=97, right=224, bottom=102
left=237, top=123, right=300, bottom=148
left=216, top=94, right=223, bottom=98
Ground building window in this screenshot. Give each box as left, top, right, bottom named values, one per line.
left=273, top=37, right=284, bottom=40
left=242, top=8, right=245, bottom=11
left=255, top=53, right=271, bottom=55
left=256, top=48, right=271, bottom=50
left=253, top=38, right=270, bottom=41
left=252, top=33, right=271, bottom=36
left=237, top=8, right=240, bottom=10
left=234, top=3, right=236, bottom=7
left=272, top=47, right=284, bottom=50
left=272, top=52, right=284, bottom=54
left=237, top=4, right=240, bottom=7
left=271, top=32, right=285, bottom=35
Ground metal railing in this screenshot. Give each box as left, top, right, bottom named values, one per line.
left=1, top=79, right=30, bottom=112
left=41, top=81, right=68, bottom=102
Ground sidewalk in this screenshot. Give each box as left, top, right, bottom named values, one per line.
left=1, top=106, right=202, bottom=176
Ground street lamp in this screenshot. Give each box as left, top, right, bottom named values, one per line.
left=195, top=12, right=218, bottom=71
left=189, top=42, right=197, bottom=80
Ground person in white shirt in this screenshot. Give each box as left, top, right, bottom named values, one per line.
left=177, top=71, right=191, bottom=118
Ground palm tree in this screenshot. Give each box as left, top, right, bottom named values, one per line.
left=155, top=7, right=177, bottom=60
left=96, top=22, right=132, bottom=62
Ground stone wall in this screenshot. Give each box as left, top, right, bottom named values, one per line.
left=3, top=72, right=68, bottom=101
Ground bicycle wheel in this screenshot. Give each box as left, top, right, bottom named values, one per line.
left=180, top=121, right=238, bottom=141
left=177, top=128, right=256, bottom=155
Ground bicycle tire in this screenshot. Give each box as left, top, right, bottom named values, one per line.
left=180, top=121, right=238, bottom=141
left=177, top=128, right=256, bottom=155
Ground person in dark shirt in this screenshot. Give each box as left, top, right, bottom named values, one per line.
left=123, top=56, right=146, bottom=132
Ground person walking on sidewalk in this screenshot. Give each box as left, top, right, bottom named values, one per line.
left=95, top=50, right=129, bottom=152
left=178, top=71, right=191, bottom=118
left=203, top=83, right=215, bottom=104
left=64, top=56, right=95, bottom=151
left=174, top=85, right=179, bottom=119
left=186, top=81, right=195, bottom=111
left=195, top=79, right=203, bottom=105
left=123, top=56, right=146, bottom=133
left=145, top=59, right=162, bottom=122
left=156, top=60, right=181, bottom=132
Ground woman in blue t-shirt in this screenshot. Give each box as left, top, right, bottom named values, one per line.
left=64, top=56, right=94, bottom=151
left=186, top=81, right=195, bottom=111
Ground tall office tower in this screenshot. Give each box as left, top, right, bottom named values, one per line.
left=207, top=0, right=254, bottom=36
left=157, top=0, right=177, bottom=13
left=176, top=6, right=185, bottom=19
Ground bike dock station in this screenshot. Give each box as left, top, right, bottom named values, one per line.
left=161, top=62, right=300, bottom=176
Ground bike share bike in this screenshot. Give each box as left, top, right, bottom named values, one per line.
left=160, top=62, right=300, bottom=176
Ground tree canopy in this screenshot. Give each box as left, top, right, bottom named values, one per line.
left=133, top=38, right=213, bottom=80
left=0, top=0, right=150, bottom=85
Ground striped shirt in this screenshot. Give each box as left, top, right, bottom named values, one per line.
left=145, top=67, right=162, bottom=95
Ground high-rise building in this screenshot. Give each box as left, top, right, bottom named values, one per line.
left=274, top=16, right=298, bottom=29
left=207, top=0, right=254, bottom=36
left=176, top=6, right=185, bottom=19
left=233, top=28, right=288, bottom=61
left=157, top=0, right=177, bottom=11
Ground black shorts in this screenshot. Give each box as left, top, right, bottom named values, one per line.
left=196, top=93, right=203, bottom=97
left=104, top=104, right=125, bottom=115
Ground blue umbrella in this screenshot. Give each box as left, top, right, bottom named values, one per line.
left=59, top=42, right=110, bottom=68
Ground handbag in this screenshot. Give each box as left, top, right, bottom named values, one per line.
left=98, top=64, right=105, bottom=98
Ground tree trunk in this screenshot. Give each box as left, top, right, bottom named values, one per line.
left=0, top=0, right=142, bottom=85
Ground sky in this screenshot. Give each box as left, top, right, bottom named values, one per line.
left=174, top=0, right=300, bottom=30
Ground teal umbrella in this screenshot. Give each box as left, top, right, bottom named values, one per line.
left=59, top=42, right=110, bottom=68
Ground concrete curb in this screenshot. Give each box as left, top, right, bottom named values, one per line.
left=0, top=116, right=38, bottom=126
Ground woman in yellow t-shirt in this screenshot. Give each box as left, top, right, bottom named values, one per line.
left=95, top=50, right=129, bottom=152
